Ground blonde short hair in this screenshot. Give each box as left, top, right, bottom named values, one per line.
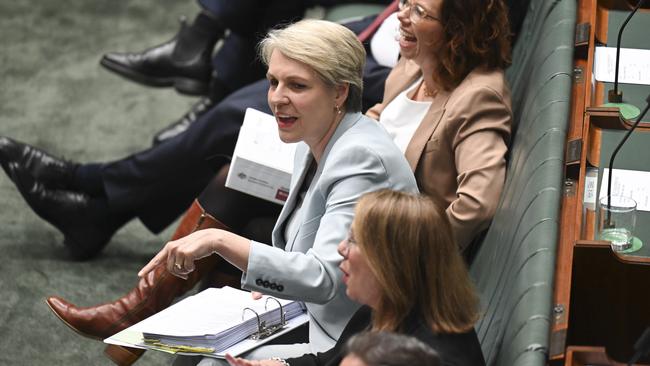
left=259, top=19, right=365, bottom=113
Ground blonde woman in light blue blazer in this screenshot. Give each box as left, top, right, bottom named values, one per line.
left=138, top=19, right=418, bottom=364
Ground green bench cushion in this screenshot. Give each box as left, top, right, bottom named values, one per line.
left=470, top=0, right=576, bottom=365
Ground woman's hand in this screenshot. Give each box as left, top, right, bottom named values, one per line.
left=138, top=229, right=224, bottom=279
left=225, top=354, right=285, bottom=366
left=138, top=228, right=252, bottom=279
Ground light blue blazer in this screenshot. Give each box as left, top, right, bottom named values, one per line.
left=241, top=112, right=418, bottom=352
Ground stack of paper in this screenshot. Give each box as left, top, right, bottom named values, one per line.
left=105, top=287, right=307, bottom=357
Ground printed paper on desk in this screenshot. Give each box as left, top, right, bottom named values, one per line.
left=600, top=168, right=650, bottom=211
left=226, top=108, right=297, bottom=205
left=594, top=47, right=650, bottom=86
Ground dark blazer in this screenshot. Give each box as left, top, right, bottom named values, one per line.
left=287, top=306, right=486, bottom=366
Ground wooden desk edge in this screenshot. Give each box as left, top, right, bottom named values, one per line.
left=576, top=240, right=650, bottom=264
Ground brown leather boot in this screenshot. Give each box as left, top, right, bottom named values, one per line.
left=46, top=199, right=241, bottom=365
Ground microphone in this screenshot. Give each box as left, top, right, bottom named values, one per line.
left=601, top=0, right=647, bottom=120
left=628, top=326, right=650, bottom=365
left=605, top=93, right=650, bottom=226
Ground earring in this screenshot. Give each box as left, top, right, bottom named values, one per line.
left=335, top=105, right=342, bottom=115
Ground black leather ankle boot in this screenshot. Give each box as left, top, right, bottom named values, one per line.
left=100, top=14, right=223, bottom=96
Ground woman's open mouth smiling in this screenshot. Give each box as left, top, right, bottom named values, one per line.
left=276, top=114, right=298, bottom=129
left=399, top=28, right=417, bottom=49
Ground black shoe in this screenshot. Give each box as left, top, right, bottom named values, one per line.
left=7, top=163, right=115, bottom=260
left=151, top=97, right=215, bottom=145
left=100, top=18, right=219, bottom=96
left=0, top=136, right=77, bottom=189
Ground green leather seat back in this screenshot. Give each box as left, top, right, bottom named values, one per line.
left=470, top=0, right=576, bottom=365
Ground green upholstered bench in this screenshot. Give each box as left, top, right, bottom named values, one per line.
left=470, top=0, right=576, bottom=365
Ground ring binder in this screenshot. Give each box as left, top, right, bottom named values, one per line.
left=242, top=297, right=288, bottom=340
left=105, top=287, right=309, bottom=358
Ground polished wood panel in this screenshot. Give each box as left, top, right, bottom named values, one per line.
left=568, top=243, right=650, bottom=364
left=552, top=0, right=650, bottom=363
left=551, top=0, right=600, bottom=360
left=565, top=346, right=629, bottom=365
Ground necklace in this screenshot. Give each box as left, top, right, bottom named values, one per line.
left=421, top=80, right=437, bottom=98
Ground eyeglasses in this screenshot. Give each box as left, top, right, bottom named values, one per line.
left=398, top=0, right=441, bottom=23
left=341, top=231, right=357, bottom=258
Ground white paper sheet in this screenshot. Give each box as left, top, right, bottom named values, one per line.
left=132, top=287, right=292, bottom=337
left=600, top=168, right=650, bottom=211
left=594, top=46, right=650, bottom=86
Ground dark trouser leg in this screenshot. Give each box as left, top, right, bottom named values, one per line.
left=200, top=0, right=309, bottom=93
left=198, top=0, right=307, bottom=36
left=101, top=78, right=272, bottom=234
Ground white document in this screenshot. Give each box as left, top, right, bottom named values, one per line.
left=593, top=46, right=650, bottom=86
left=104, top=287, right=308, bottom=358
left=600, top=168, right=650, bottom=211
left=137, top=287, right=290, bottom=337
left=583, top=168, right=599, bottom=210
left=226, top=108, right=297, bottom=205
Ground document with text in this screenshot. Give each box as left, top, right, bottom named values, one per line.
left=594, top=47, right=650, bottom=86
left=600, top=168, right=650, bottom=211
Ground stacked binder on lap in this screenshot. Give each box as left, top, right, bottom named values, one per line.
left=105, top=287, right=308, bottom=358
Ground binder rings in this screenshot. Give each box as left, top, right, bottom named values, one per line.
left=104, top=287, right=308, bottom=358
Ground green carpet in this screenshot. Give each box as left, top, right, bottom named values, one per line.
left=0, top=1, right=206, bottom=364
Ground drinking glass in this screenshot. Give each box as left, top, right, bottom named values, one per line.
left=598, top=195, right=636, bottom=251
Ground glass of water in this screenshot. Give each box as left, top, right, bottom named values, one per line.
left=598, top=195, right=636, bottom=251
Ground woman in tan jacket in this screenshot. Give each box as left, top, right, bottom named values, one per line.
left=367, top=0, right=512, bottom=255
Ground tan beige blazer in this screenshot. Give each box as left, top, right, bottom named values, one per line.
left=367, top=58, right=512, bottom=250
